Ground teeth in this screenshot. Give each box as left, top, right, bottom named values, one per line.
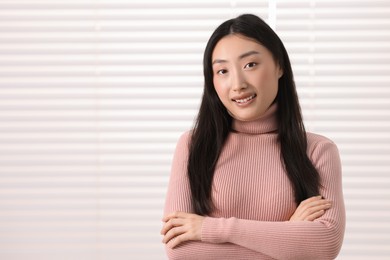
left=235, top=94, right=255, bottom=103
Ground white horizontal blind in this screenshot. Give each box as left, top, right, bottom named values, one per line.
left=0, top=1, right=268, bottom=260
left=0, top=1, right=389, bottom=260
left=275, top=1, right=390, bottom=259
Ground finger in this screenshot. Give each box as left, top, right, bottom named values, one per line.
left=162, top=211, right=180, bottom=222
left=167, top=232, right=190, bottom=249
left=293, top=200, right=331, bottom=220
left=299, top=195, right=323, bottom=207
left=294, top=202, right=314, bottom=217
left=160, top=218, right=184, bottom=235
left=294, top=196, right=322, bottom=216
left=300, top=203, right=332, bottom=220
left=162, top=212, right=177, bottom=222
left=162, top=211, right=188, bottom=222
left=162, top=225, right=186, bottom=244
left=161, top=218, right=185, bottom=235
left=304, top=209, right=326, bottom=221
left=307, top=198, right=331, bottom=206
left=297, top=198, right=331, bottom=213
left=301, top=200, right=332, bottom=214
left=302, top=203, right=331, bottom=217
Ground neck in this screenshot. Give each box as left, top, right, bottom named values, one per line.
left=231, top=103, right=278, bottom=134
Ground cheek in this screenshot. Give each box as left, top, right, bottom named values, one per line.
left=255, top=69, right=278, bottom=91
left=264, top=73, right=279, bottom=101
left=213, top=78, right=228, bottom=101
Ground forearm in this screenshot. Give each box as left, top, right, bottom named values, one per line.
left=201, top=215, right=344, bottom=260
left=165, top=240, right=274, bottom=260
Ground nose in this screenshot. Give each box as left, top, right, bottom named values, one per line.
left=231, top=69, right=248, bottom=91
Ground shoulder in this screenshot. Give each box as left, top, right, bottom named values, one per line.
left=306, top=132, right=343, bottom=190
left=306, top=132, right=336, bottom=149
left=306, top=132, right=341, bottom=165
left=175, top=130, right=192, bottom=149
left=172, top=130, right=192, bottom=158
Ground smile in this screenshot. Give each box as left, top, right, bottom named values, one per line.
left=234, top=94, right=257, bottom=104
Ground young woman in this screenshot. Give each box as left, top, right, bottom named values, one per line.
left=161, top=14, right=345, bottom=260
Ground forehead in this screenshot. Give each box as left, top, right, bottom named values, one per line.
left=212, top=34, right=266, bottom=60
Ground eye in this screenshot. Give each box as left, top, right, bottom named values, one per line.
left=244, top=62, right=257, bottom=69
left=217, top=69, right=228, bottom=75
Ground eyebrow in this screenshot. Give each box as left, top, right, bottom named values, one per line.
left=212, top=50, right=260, bottom=65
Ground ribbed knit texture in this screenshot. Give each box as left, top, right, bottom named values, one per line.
left=163, top=103, right=345, bottom=260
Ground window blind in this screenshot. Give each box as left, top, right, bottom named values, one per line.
left=275, top=1, right=390, bottom=259
left=0, top=1, right=268, bottom=260
left=0, top=1, right=388, bottom=260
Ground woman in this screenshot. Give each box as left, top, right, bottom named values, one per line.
left=161, top=14, right=345, bottom=260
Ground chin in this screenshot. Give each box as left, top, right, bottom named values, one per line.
left=232, top=113, right=257, bottom=122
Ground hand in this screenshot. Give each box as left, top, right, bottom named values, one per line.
left=161, top=211, right=205, bottom=248
left=289, top=195, right=332, bottom=221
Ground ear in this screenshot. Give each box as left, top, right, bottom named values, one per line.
left=277, top=66, right=283, bottom=79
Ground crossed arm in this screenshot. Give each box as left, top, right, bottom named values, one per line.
left=161, top=195, right=332, bottom=248
left=161, top=133, right=345, bottom=259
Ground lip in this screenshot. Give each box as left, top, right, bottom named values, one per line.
left=231, top=93, right=256, bottom=101
left=232, top=93, right=257, bottom=106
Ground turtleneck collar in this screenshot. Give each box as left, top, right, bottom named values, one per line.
left=231, top=103, right=278, bottom=135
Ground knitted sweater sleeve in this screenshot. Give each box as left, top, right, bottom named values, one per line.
left=163, top=132, right=193, bottom=216
left=201, top=138, right=346, bottom=260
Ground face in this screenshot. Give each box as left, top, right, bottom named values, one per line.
left=212, top=34, right=283, bottom=121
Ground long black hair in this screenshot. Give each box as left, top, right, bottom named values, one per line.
left=188, top=14, right=320, bottom=215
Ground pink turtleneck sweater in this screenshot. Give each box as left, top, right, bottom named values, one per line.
left=163, top=104, right=345, bottom=260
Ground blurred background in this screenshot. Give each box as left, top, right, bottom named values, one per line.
left=0, top=0, right=389, bottom=259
